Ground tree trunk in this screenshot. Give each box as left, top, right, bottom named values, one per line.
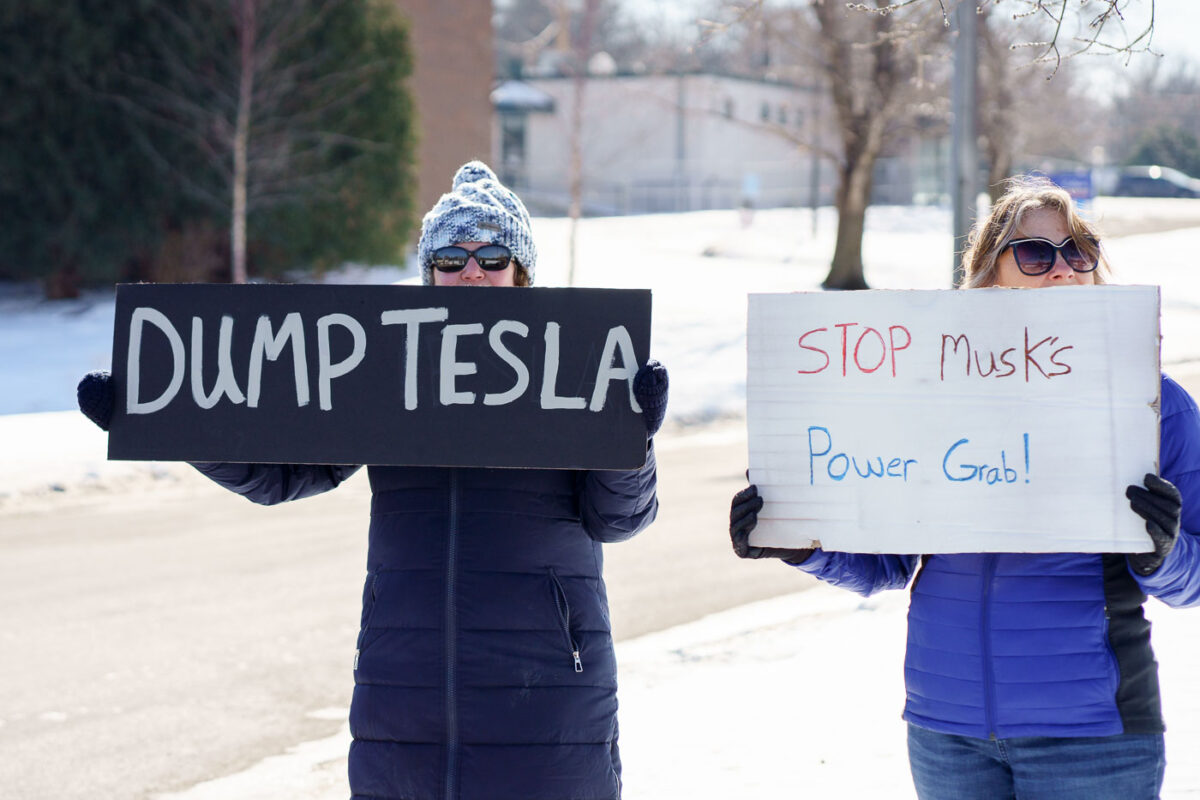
left=45, top=263, right=80, bottom=300
left=565, top=0, right=597, bottom=287
left=822, top=159, right=873, bottom=290
left=231, top=0, right=256, bottom=285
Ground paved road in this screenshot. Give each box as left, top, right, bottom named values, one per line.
left=8, top=372, right=1200, bottom=799
left=0, top=423, right=804, bottom=800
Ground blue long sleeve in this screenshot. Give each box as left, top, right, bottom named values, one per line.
left=191, top=462, right=361, bottom=506
left=794, top=550, right=920, bottom=597
left=578, top=441, right=659, bottom=543
left=1132, top=376, right=1200, bottom=606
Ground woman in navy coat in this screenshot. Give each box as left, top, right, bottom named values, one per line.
left=729, top=176, right=1200, bottom=800
left=79, top=161, right=666, bottom=800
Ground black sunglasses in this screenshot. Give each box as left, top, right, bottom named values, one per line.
left=1003, top=236, right=1099, bottom=276
left=430, top=244, right=513, bottom=272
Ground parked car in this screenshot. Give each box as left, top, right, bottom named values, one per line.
left=1113, top=165, right=1200, bottom=198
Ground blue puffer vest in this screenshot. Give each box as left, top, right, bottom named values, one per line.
left=194, top=449, right=658, bottom=800
left=797, top=375, right=1200, bottom=739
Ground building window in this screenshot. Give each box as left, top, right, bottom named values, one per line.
left=500, top=113, right=527, bottom=184
left=723, top=98, right=734, bottom=118
left=760, top=102, right=770, bottom=122
left=777, top=105, right=787, bottom=125
left=794, top=109, right=805, bottom=128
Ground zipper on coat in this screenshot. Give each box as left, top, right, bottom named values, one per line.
left=981, top=555, right=998, bottom=739
left=445, top=470, right=460, bottom=800
left=549, top=568, right=584, bottom=673
left=353, top=573, right=380, bottom=672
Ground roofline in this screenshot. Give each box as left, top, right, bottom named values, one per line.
left=512, top=69, right=819, bottom=92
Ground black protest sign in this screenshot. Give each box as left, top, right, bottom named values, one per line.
left=108, top=284, right=652, bottom=469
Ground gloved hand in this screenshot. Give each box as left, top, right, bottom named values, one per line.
left=729, top=484, right=814, bottom=563
left=633, top=359, right=669, bottom=438
left=77, top=370, right=115, bottom=432
left=1126, top=473, right=1182, bottom=576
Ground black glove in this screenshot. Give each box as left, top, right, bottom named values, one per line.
left=633, top=359, right=669, bottom=438
left=77, top=370, right=115, bottom=432
left=1126, top=473, right=1182, bottom=577
left=729, top=484, right=814, bottom=563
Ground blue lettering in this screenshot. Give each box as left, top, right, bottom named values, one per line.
left=942, top=438, right=976, bottom=481
left=807, top=425, right=916, bottom=483
left=852, top=456, right=885, bottom=478
left=828, top=453, right=850, bottom=481
left=943, top=438, right=1024, bottom=484
left=808, top=426, right=832, bottom=486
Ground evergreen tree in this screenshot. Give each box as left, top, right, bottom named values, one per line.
left=0, top=0, right=417, bottom=294
left=0, top=1, right=183, bottom=296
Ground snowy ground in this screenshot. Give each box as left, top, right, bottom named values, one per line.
left=6, top=198, right=1200, bottom=797
left=149, top=584, right=1200, bottom=800
left=6, top=197, right=1200, bottom=503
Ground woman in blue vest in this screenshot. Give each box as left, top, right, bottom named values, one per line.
left=729, top=176, right=1200, bottom=799
left=79, top=161, right=668, bottom=800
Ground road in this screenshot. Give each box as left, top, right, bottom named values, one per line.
left=8, top=370, right=1200, bottom=799
left=0, top=423, right=805, bottom=800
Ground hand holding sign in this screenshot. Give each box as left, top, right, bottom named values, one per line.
left=1126, top=474, right=1182, bottom=576
left=633, top=359, right=669, bottom=438
left=77, top=370, right=115, bottom=432
left=729, top=484, right=814, bottom=563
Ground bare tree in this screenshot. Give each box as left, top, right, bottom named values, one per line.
left=565, top=0, right=600, bottom=287
left=101, top=0, right=396, bottom=283
left=705, top=1, right=945, bottom=289
left=853, top=0, right=1159, bottom=75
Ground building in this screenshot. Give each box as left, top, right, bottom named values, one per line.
left=492, top=72, right=843, bottom=215
left=395, top=0, right=494, bottom=215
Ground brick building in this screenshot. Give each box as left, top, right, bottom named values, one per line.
left=396, top=0, right=495, bottom=216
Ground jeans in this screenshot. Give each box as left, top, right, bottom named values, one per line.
left=907, top=723, right=1165, bottom=800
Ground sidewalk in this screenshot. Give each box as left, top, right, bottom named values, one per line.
left=156, top=581, right=1200, bottom=800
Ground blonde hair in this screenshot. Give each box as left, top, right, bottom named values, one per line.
left=961, top=176, right=1109, bottom=288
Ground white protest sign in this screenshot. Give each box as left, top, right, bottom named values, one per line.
left=747, top=285, right=1161, bottom=554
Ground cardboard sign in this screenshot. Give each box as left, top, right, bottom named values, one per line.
left=747, top=286, right=1161, bottom=554
left=108, top=284, right=651, bottom=469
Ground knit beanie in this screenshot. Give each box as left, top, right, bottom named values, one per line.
left=418, top=161, right=537, bottom=285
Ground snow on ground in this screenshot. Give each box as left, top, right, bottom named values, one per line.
left=6, top=198, right=1200, bottom=503
left=152, top=582, right=1200, bottom=800
left=6, top=199, right=1200, bottom=797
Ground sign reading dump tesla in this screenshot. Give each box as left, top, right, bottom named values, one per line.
left=746, top=286, right=1161, bottom=554
left=108, top=283, right=652, bottom=469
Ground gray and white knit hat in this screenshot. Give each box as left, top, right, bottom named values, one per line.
left=417, top=161, right=537, bottom=285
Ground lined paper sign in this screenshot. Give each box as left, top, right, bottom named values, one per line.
left=747, top=286, right=1161, bottom=554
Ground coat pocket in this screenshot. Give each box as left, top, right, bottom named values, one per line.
left=354, top=572, right=381, bottom=671
left=549, top=568, right=583, bottom=673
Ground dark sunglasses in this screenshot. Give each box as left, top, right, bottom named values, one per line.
left=1003, top=236, right=1099, bottom=276
left=430, top=244, right=513, bottom=272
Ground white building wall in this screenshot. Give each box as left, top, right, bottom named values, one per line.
left=506, top=74, right=837, bottom=214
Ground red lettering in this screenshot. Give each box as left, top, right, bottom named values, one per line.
left=797, top=328, right=830, bottom=374
left=940, top=334, right=971, bottom=381
left=1049, top=345, right=1073, bottom=376
left=854, top=327, right=887, bottom=373
left=997, top=348, right=1017, bottom=378
left=1023, top=327, right=1055, bottom=381
left=835, top=323, right=857, bottom=376
left=888, top=325, right=911, bottom=377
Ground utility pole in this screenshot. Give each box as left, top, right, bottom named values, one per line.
left=951, top=1, right=978, bottom=287
left=809, top=79, right=821, bottom=239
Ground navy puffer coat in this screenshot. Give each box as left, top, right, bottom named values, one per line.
left=194, top=448, right=658, bottom=800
